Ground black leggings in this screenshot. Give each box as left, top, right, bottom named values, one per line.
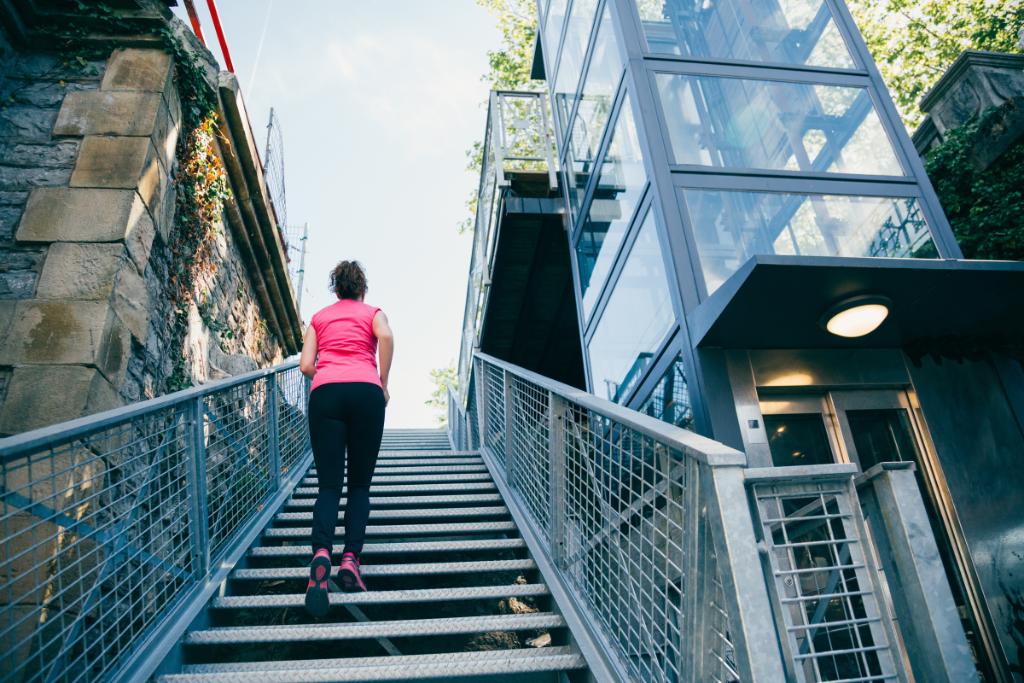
left=308, top=382, right=385, bottom=555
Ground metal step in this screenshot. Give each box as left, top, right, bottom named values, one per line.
left=162, top=648, right=585, bottom=682
left=283, top=493, right=505, bottom=509
left=183, top=612, right=565, bottom=645
left=177, top=646, right=580, bottom=674
left=291, top=482, right=497, bottom=496
left=263, top=521, right=516, bottom=540
left=309, top=464, right=490, bottom=475
left=361, top=458, right=485, bottom=468
left=231, top=559, right=537, bottom=581
left=248, top=538, right=527, bottom=559
left=273, top=506, right=509, bottom=523
left=300, top=472, right=493, bottom=485
left=209, top=583, right=549, bottom=610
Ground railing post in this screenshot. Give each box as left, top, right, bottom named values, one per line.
left=473, top=357, right=487, bottom=453
left=266, top=371, right=281, bottom=488
left=547, top=393, right=566, bottom=568
left=703, top=465, right=787, bottom=682
left=858, top=463, right=979, bottom=682
left=502, top=367, right=514, bottom=483
left=187, top=397, right=210, bottom=579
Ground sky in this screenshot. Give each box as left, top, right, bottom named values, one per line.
left=171, top=2, right=501, bottom=427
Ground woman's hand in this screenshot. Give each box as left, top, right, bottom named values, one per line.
left=382, top=386, right=391, bottom=406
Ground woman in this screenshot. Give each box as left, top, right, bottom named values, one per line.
left=299, top=260, right=394, bottom=618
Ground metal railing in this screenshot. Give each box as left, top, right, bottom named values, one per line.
left=456, top=90, right=557, bottom=394
left=0, top=361, right=312, bottom=683
left=450, top=352, right=976, bottom=682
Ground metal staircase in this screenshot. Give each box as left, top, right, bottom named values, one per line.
left=156, top=430, right=588, bottom=682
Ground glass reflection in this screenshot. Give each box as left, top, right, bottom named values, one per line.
left=656, top=74, right=904, bottom=176
left=553, top=0, right=599, bottom=134
left=636, top=0, right=856, bottom=68
left=639, top=355, right=694, bottom=429
left=576, top=96, right=646, bottom=321
left=563, top=5, right=623, bottom=219
left=588, top=210, right=675, bottom=403
left=542, top=0, right=570, bottom=78
left=683, top=190, right=938, bottom=293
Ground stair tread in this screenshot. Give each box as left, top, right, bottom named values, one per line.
left=291, top=483, right=497, bottom=495
left=249, top=539, right=527, bottom=557
left=184, top=612, right=565, bottom=644
left=179, top=646, right=579, bottom=674
left=274, top=507, right=509, bottom=522
left=301, top=472, right=493, bottom=484
left=264, top=521, right=516, bottom=538
left=283, top=494, right=504, bottom=508
left=232, top=559, right=536, bottom=580
left=210, top=583, right=548, bottom=609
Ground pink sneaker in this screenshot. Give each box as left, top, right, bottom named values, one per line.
left=304, top=548, right=332, bottom=617
left=338, top=551, right=367, bottom=592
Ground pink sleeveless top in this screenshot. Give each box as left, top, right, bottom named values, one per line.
left=309, top=299, right=382, bottom=392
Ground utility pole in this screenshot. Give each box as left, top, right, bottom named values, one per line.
left=294, top=222, right=308, bottom=310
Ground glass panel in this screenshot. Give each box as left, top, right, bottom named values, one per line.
left=764, top=413, right=835, bottom=467
left=576, top=95, right=646, bottom=321
left=655, top=74, right=904, bottom=176
left=542, top=0, right=570, bottom=77
left=588, top=210, right=675, bottom=403
left=562, top=3, right=622, bottom=210
left=639, top=355, right=694, bottom=429
left=683, top=190, right=937, bottom=293
left=846, top=409, right=919, bottom=470
left=553, top=0, right=599, bottom=134
left=636, top=0, right=857, bottom=68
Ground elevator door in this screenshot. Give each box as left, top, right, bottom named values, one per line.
left=759, top=389, right=998, bottom=681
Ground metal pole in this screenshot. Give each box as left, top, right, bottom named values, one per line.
left=181, top=0, right=207, bottom=45
left=205, top=0, right=235, bottom=73
left=547, top=393, right=566, bottom=568
left=267, top=372, right=281, bottom=488
left=295, top=222, right=308, bottom=310
left=187, top=397, right=211, bottom=578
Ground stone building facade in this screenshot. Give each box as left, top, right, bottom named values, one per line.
left=0, top=2, right=303, bottom=435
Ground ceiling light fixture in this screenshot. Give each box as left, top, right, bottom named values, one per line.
left=820, top=294, right=891, bottom=338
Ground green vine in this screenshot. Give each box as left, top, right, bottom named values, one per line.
left=925, top=100, right=1024, bottom=261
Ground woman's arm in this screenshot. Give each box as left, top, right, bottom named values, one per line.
left=373, top=311, right=394, bottom=404
left=299, top=324, right=318, bottom=378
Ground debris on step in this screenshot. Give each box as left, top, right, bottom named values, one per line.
left=527, top=632, right=552, bottom=648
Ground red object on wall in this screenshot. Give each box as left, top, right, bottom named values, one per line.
left=205, top=0, right=235, bottom=73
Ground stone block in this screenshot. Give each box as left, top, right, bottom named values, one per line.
left=111, top=260, right=150, bottom=341
left=0, top=105, right=59, bottom=143
left=0, top=163, right=72, bottom=193
left=101, top=48, right=173, bottom=93
left=0, top=301, right=130, bottom=383
left=124, top=193, right=156, bottom=270
left=69, top=136, right=162, bottom=213
left=0, top=140, right=79, bottom=169
left=53, top=90, right=163, bottom=137
left=35, top=242, right=126, bottom=300
left=152, top=97, right=180, bottom=171
left=15, top=187, right=136, bottom=243
left=0, top=364, right=122, bottom=434
left=0, top=248, right=44, bottom=299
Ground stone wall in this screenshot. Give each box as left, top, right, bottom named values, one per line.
left=0, top=9, right=302, bottom=435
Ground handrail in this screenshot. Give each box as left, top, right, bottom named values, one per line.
left=450, top=352, right=979, bottom=682
left=0, top=360, right=312, bottom=683
left=0, top=360, right=298, bottom=461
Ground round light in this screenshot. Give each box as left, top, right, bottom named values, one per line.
left=820, top=295, right=891, bottom=338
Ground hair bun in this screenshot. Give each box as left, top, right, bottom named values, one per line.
left=330, top=260, right=367, bottom=300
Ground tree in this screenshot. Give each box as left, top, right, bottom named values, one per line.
left=847, top=0, right=1024, bottom=129
left=425, top=365, right=458, bottom=426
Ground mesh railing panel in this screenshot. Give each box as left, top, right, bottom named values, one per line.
left=0, top=405, right=194, bottom=683
left=751, top=480, right=901, bottom=683
left=202, top=378, right=273, bottom=562
left=275, top=369, right=310, bottom=478
left=507, top=376, right=550, bottom=540
left=0, top=362, right=311, bottom=683
left=482, top=365, right=506, bottom=470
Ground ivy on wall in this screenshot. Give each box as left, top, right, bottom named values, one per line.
left=924, top=102, right=1024, bottom=261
